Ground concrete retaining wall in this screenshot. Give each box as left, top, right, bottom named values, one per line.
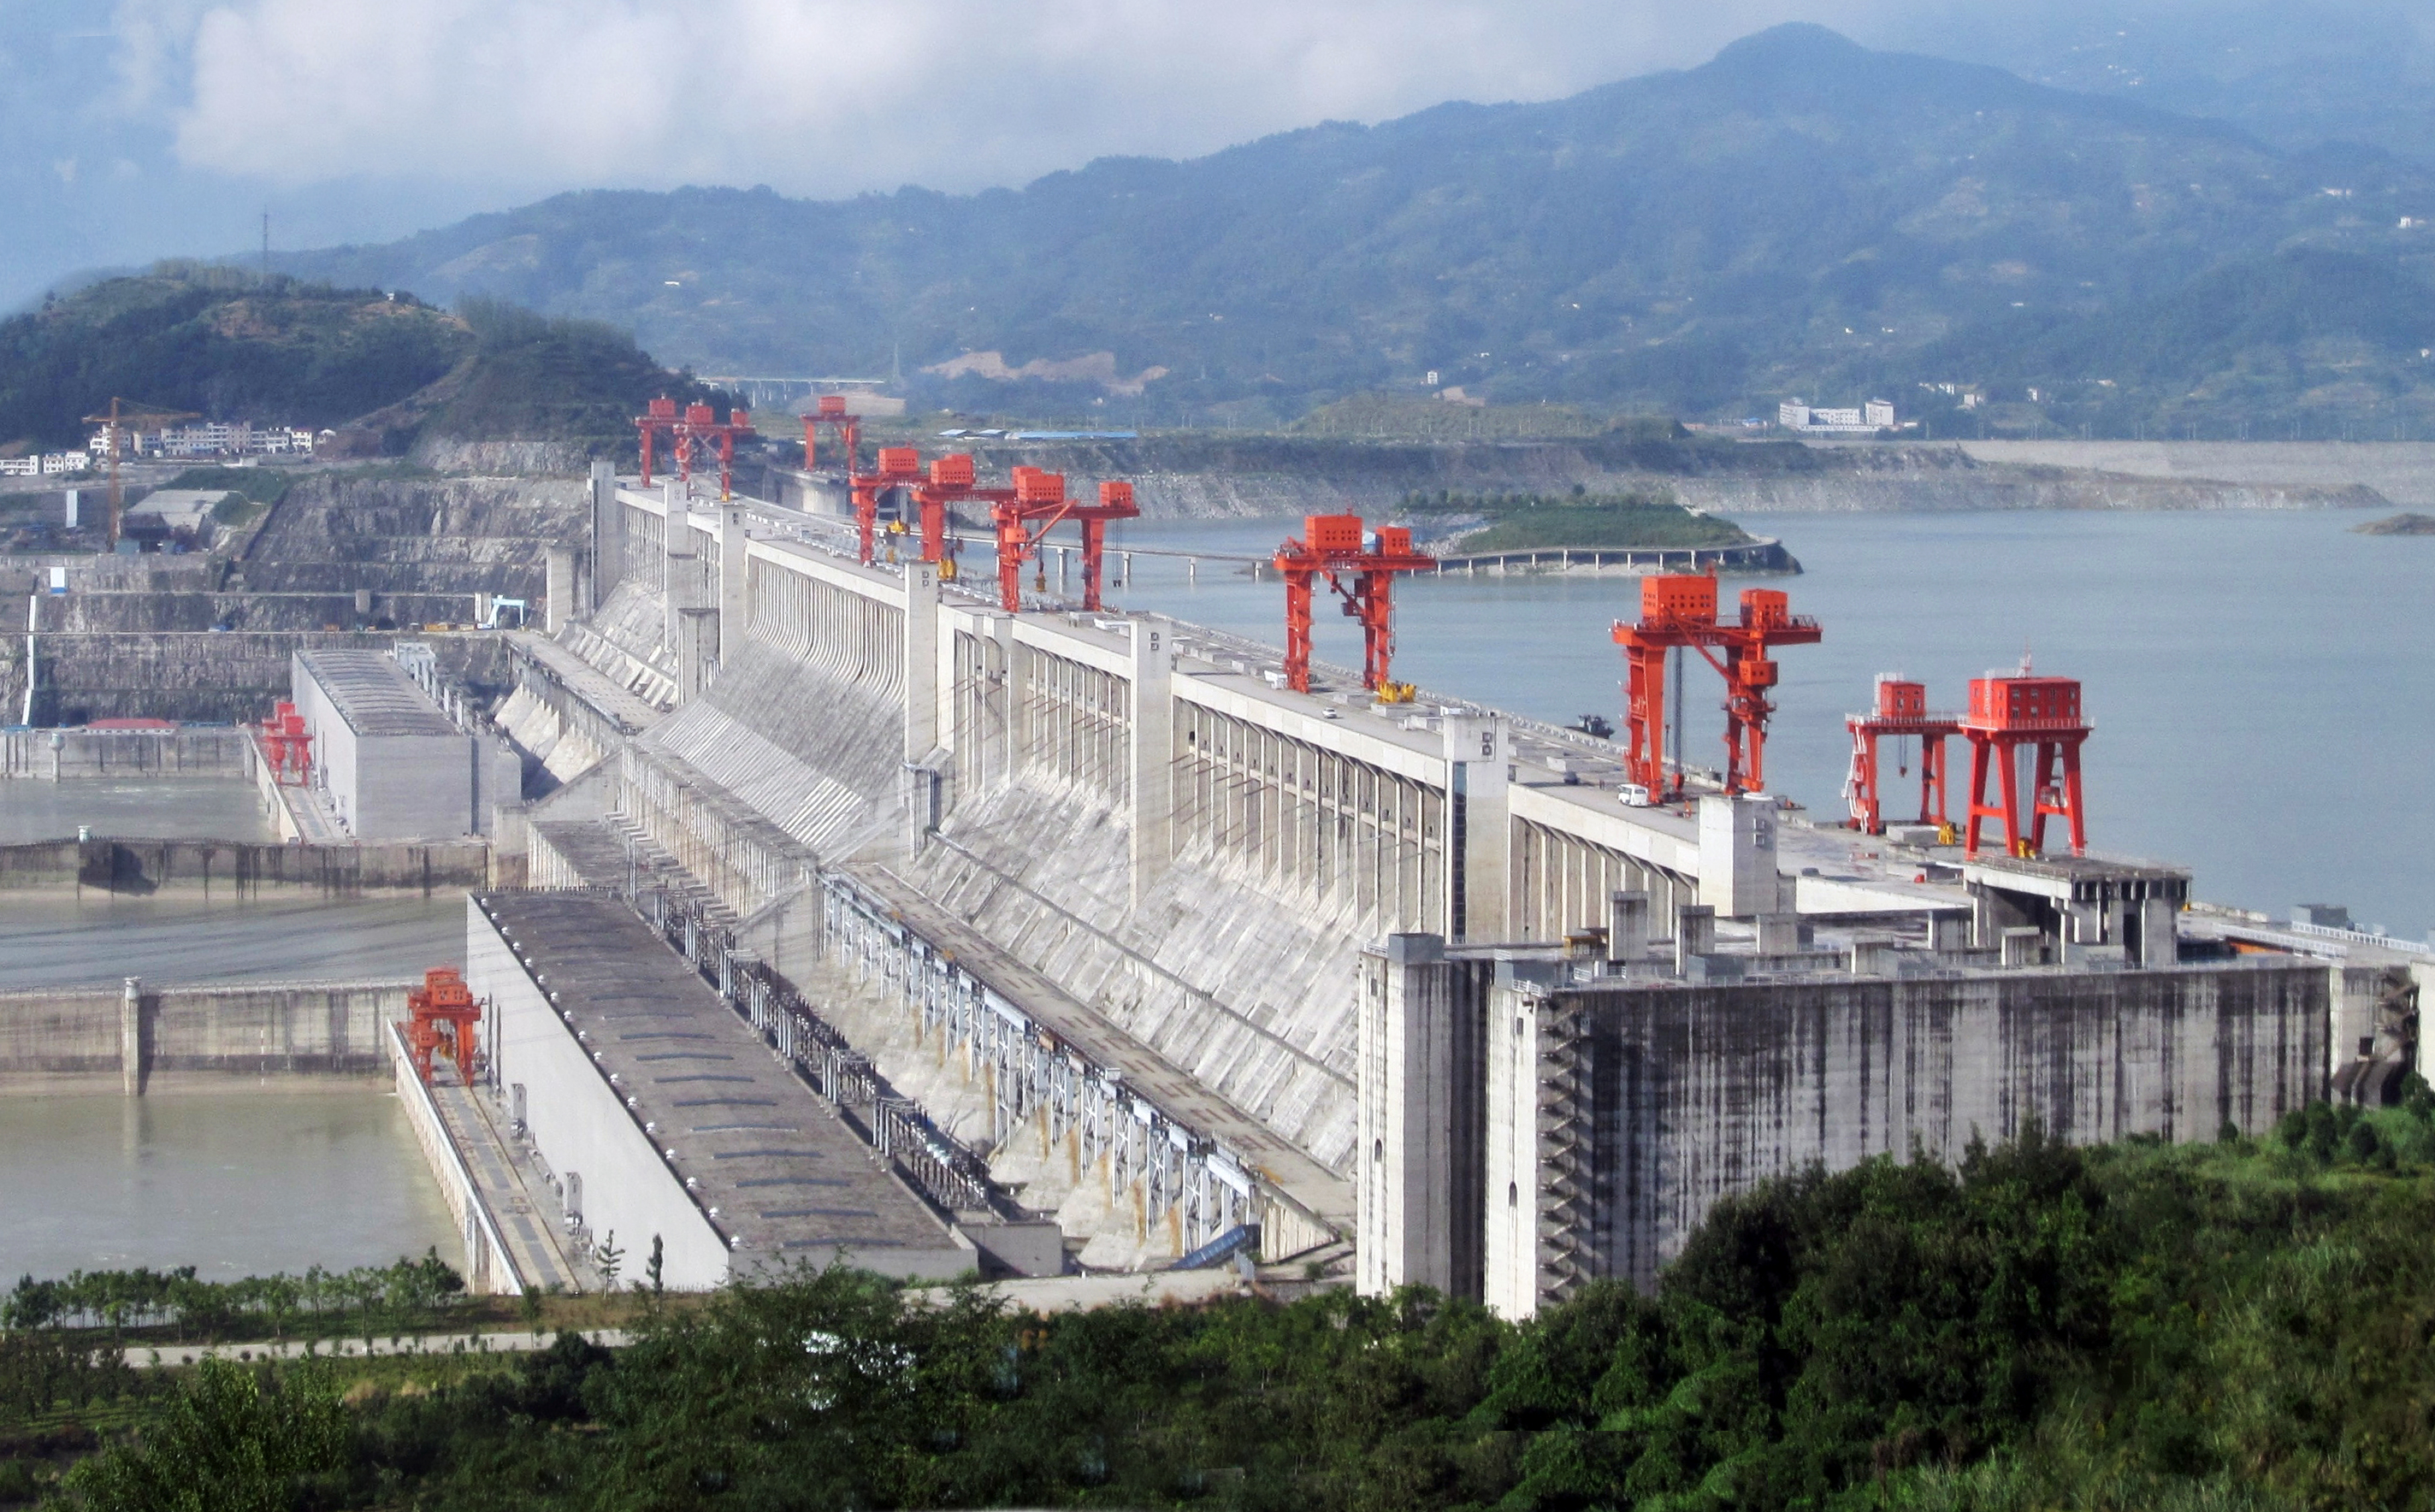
left=0, top=837, right=494, bottom=896
left=1485, top=960, right=2331, bottom=1312
left=0, top=978, right=411, bottom=1092
left=0, top=727, right=251, bottom=779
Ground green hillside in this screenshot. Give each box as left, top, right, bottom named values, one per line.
left=269, top=25, right=2435, bottom=437
left=1403, top=487, right=1755, bottom=552
left=0, top=266, right=467, bottom=450
left=0, top=271, right=727, bottom=458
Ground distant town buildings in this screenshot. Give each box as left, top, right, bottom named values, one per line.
left=84, top=422, right=322, bottom=461
left=0, top=452, right=92, bottom=477
left=1777, top=398, right=1901, bottom=434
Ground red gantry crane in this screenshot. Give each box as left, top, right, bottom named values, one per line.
left=1844, top=674, right=1960, bottom=836
left=255, top=700, right=314, bottom=786
left=801, top=393, right=860, bottom=474
left=989, top=468, right=1138, bottom=612
left=635, top=396, right=679, bottom=487
left=849, top=446, right=927, bottom=565
left=1611, top=574, right=1821, bottom=800
left=635, top=397, right=755, bottom=499
left=1960, top=660, right=2091, bottom=859
left=1270, top=514, right=1434, bottom=697
left=401, top=966, right=483, bottom=1087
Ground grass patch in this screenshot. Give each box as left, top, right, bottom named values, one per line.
left=1402, top=486, right=1756, bottom=552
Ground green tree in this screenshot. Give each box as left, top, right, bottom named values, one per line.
left=65, top=1358, right=345, bottom=1512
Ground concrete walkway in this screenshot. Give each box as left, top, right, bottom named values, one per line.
left=428, top=1079, right=585, bottom=1293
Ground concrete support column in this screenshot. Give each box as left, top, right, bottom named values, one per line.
left=589, top=459, right=621, bottom=604
left=2138, top=896, right=2179, bottom=968
left=1675, top=904, right=1716, bottom=974
left=1358, top=934, right=1454, bottom=1296
left=662, top=481, right=694, bottom=658
left=1697, top=794, right=1782, bottom=918
left=717, top=506, right=748, bottom=657
left=1481, top=972, right=1546, bottom=1320
left=902, top=562, right=940, bottom=762
left=677, top=606, right=720, bottom=703
left=1604, top=890, right=1650, bottom=970
left=1128, top=617, right=1173, bottom=906
left=1442, top=715, right=1510, bottom=942
left=120, top=976, right=143, bottom=1096
left=544, top=546, right=575, bottom=635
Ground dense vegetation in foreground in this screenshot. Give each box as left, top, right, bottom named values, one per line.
left=1401, top=488, right=1757, bottom=554
left=11, top=1102, right=2435, bottom=1509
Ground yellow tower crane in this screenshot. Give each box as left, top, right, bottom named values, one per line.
left=80, top=398, right=199, bottom=552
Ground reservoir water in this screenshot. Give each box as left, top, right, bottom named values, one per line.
left=0, top=1091, right=458, bottom=1281
left=1102, top=509, right=2434, bottom=941
left=0, top=777, right=276, bottom=844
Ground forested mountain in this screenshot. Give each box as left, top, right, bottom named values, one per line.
left=0, top=272, right=723, bottom=455
left=264, top=25, right=2435, bottom=437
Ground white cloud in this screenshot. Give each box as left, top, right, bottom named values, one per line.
left=160, top=0, right=1859, bottom=198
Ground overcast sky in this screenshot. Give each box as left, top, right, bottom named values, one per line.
left=2, top=0, right=2414, bottom=311
left=1, top=0, right=1943, bottom=309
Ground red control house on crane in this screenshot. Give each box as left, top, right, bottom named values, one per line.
left=1270, top=514, right=1434, bottom=697
left=1611, top=575, right=1820, bottom=800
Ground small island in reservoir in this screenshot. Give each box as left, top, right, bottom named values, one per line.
left=2353, top=512, right=2435, bottom=535
left=1398, top=487, right=1799, bottom=574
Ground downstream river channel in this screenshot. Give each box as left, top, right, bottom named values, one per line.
left=1103, top=508, right=2434, bottom=942
left=0, top=1091, right=458, bottom=1281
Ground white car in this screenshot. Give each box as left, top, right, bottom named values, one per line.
left=1617, top=783, right=1654, bottom=809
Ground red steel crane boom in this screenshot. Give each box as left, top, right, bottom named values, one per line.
left=1611, top=575, right=1821, bottom=799
left=1844, top=674, right=1960, bottom=835
left=1270, top=514, right=1435, bottom=696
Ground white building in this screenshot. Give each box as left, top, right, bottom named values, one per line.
left=1778, top=397, right=1899, bottom=435
left=85, top=422, right=315, bottom=461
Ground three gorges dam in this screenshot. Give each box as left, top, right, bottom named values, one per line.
left=20, top=441, right=2419, bottom=1313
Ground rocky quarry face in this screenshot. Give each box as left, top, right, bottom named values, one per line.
left=0, top=473, right=585, bottom=726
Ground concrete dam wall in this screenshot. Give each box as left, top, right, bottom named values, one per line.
left=0, top=837, right=495, bottom=897
left=491, top=470, right=2338, bottom=1296
left=772, top=435, right=2385, bottom=520
left=0, top=978, right=411, bottom=1092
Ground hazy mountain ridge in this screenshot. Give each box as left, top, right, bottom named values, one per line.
left=244, top=25, right=2435, bottom=434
